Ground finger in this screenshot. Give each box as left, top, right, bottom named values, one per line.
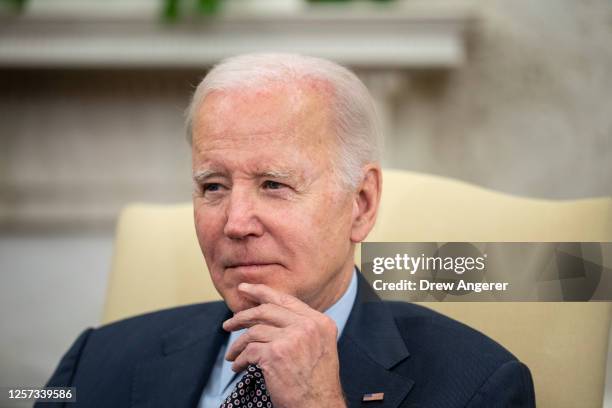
left=232, top=342, right=263, bottom=373
left=237, top=283, right=311, bottom=314
left=223, top=302, right=295, bottom=332
left=225, top=324, right=279, bottom=362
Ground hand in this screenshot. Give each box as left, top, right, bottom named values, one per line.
left=223, top=283, right=347, bottom=408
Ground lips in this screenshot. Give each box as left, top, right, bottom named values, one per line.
left=224, top=263, right=281, bottom=284
left=225, top=262, right=278, bottom=269
left=223, top=256, right=281, bottom=268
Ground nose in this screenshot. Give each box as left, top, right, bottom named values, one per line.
left=223, top=187, right=264, bottom=240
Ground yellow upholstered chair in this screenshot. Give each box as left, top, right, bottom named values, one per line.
left=103, top=169, right=612, bottom=408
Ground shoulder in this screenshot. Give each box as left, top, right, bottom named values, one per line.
left=95, top=301, right=227, bottom=338
left=384, top=300, right=516, bottom=362
left=80, top=301, right=228, bottom=361
left=41, top=301, right=228, bottom=397
left=381, top=301, right=535, bottom=407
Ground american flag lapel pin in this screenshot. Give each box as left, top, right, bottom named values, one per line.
left=362, top=392, right=384, bottom=402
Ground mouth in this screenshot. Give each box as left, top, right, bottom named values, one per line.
left=224, top=262, right=282, bottom=280
left=225, top=262, right=279, bottom=270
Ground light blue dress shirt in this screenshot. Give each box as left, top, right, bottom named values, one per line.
left=198, top=268, right=358, bottom=407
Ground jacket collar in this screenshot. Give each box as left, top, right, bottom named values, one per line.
left=338, top=271, right=413, bottom=407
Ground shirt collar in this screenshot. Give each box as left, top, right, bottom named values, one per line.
left=324, top=267, right=358, bottom=340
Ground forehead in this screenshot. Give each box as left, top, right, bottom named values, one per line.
left=192, top=80, right=335, bottom=153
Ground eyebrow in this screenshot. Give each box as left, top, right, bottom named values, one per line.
left=192, top=169, right=297, bottom=183
left=192, top=169, right=224, bottom=183
left=258, top=170, right=294, bottom=180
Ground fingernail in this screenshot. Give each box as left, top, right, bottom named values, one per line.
left=238, top=282, right=250, bottom=291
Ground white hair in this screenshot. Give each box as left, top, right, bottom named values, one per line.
left=185, top=53, right=382, bottom=189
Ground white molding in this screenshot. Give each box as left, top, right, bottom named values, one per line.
left=0, top=2, right=476, bottom=69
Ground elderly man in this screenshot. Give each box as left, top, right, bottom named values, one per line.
left=41, top=54, right=535, bottom=408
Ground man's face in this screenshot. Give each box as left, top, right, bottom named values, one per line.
left=191, top=82, right=357, bottom=313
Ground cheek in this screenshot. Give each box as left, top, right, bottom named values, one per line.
left=289, top=196, right=353, bottom=265
left=193, top=204, right=223, bottom=261
left=321, top=197, right=354, bottom=250
left=193, top=207, right=207, bottom=244
left=194, top=204, right=235, bottom=297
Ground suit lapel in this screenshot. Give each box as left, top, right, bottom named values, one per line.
left=132, top=303, right=231, bottom=408
left=339, top=273, right=414, bottom=408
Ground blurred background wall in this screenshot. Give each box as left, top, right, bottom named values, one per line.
left=1, top=0, right=611, bottom=406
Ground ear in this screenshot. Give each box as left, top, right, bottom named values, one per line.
left=350, top=164, right=382, bottom=243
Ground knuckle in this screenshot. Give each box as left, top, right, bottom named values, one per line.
left=242, top=307, right=262, bottom=324
left=247, top=324, right=261, bottom=339
left=259, top=303, right=273, bottom=315
left=322, top=315, right=337, bottom=333
left=244, top=342, right=260, bottom=358
left=290, top=331, right=303, bottom=347
left=302, top=319, right=318, bottom=336
left=247, top=307, right=260, bottom=320
left=269, top=343, right=285, bottom=359
left=279, top=293, right=296, bottom=307
left=330, top=321, right=339, bottom=337
left=234, top=309, right=249, bottom=322
left=244, top=328, right=253, bottom=342
left=318, top=316, right=338, bottom=337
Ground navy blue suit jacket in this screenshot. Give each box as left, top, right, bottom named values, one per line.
left=40, top=273, right=535, bottom=407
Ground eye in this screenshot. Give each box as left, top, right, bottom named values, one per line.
left=262, top=180, right=285, bottom=190
left=203, top=183, right=223, bottom=193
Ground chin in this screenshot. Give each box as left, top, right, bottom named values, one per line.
left=225, top=292, right=258, bottom=314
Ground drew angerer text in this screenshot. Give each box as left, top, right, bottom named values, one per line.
left=372, top=279, right=509, bottom=293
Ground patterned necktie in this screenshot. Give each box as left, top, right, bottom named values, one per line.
left=220, top=364, right=273, bottom=408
